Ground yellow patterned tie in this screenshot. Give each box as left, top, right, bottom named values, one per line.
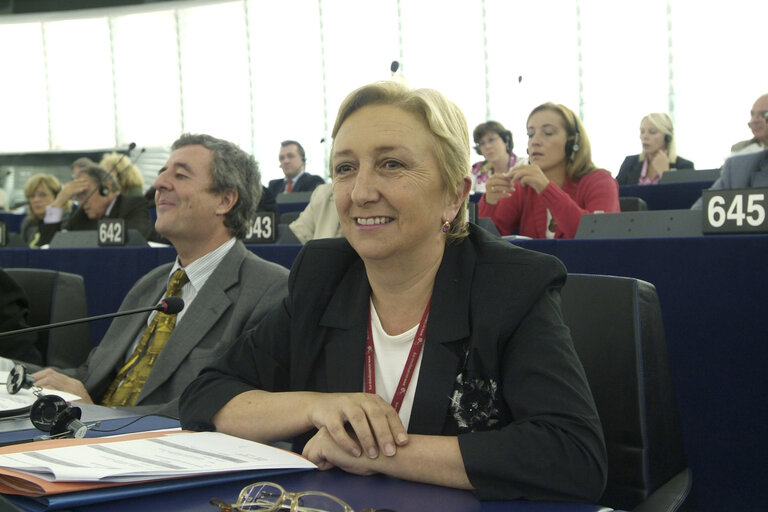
left=101, top=269, right=188, bottom=407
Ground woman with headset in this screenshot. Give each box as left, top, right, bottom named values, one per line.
left=478, top=102, right=619, bottom=239
left=470, top=121, right=518, bottom=193
left=616, top=113, right=694, bottom=186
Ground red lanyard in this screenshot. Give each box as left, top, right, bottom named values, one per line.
left=365, top=297, right=431, bottom=413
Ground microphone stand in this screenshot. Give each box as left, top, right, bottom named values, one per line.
left=0, top=302, right=179, bottom=339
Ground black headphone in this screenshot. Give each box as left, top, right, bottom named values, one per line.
left=565, top=118, right=581, bottom=161
left=474, top=130, right=514, bottom=156
left=6, top=364, right=88, bottom=439
left=664, top=133, right=673, bottom=144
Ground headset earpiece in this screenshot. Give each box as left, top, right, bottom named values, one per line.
left=664, top=133, right=672, bottom=144
left=30, top=394, right=88, bottom=439
left=473, top=143, right=483, bottom=155
left=30, top=395, right=69, bottom=431
left=566, top=134, right=581, bottom=160
left=6, top=363, right=35, bottom=395
left=566, top=113, right=581, bottom=161
left=502, top=130, right=514, bottom=154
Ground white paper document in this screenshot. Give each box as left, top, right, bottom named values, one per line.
left=0, top=431, right=315, bottom=482
left=0, top=371, right=81, bottom=414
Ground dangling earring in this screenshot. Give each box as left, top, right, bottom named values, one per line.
left=441, top=220, right=451, bottom=233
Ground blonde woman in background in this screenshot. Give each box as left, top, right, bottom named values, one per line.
left=100, top=152, right=144, bottom=196
left=20, top=174, right=71, bottom=247
left=616, top=113, right=694, bottom=186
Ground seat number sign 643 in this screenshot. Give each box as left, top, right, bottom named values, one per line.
left=244, top=212, right=276, bottom=243
left=98, top=219, right=126, bottom=246
left=702, top=188, right=768, bottom=234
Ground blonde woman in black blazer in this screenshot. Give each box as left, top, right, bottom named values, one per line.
left=616, top=113, right=694, bottom=185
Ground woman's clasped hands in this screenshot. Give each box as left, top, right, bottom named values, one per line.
left=484, top=164, right=551, bottom=204
left=302, top=392, right=409, bottom=474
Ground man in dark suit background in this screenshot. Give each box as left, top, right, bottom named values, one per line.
left=37, top=165, right=157, bottom=245
left=1, top=134, right=289, bottom=417
left=267, top=140, right=325, bottom=196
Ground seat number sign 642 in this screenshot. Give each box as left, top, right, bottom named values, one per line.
left=98, top=219, right=126, bottom=246
left=702, top=188, right=768, bottom=234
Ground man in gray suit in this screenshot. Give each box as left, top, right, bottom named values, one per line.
left=3, top=134, right=288, bottom=417
left=691, top=149, right=768, bottom=209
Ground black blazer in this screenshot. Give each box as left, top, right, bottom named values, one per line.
left=180, top=226, right=607, bottom=502
left=267, top=172, right=326, bottom=196
left=257, top=186, right=276, bottom=212
left=38, top=194, right=157, bottom=246
left=616, top=154, right=695, bottom=186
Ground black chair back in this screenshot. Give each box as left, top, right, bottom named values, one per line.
left=561, top=273, right=692, bottom=511
left=619, top=196, right=648, bottom=212
left=279, top=211, right=301, bottom=225
left=5, top=268, right=91, bottom=368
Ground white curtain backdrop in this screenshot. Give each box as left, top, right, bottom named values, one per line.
left=0, top=0, right=765, bottom=184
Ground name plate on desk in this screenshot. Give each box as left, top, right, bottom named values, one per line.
left=702, top=188, right=768, bottom=234
left=244, top=212, right=276, bottom=243
left=575, top=210, right=702, bottom=239
left=98, top=219, right=126, bottom=246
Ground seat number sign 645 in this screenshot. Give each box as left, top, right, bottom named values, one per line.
left=702, top=188, right=768, bottom=234
left=98, top=219, right=126, bottom=246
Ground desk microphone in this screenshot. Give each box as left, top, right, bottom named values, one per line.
left=0, top=297, right=184, bottom=339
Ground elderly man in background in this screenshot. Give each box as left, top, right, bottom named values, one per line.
left=731, top=93, right=768, bottom=156
left=36, top=165, right=156, bottom=245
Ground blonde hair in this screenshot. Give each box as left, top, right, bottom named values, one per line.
left=528, top=102, right=596, bottom=180
left=99, top=152, right=144, bottom=192
left=331, top=81, right=471, bottom=243
left=24, top=174, right=65, bottom=220
left=638, top=113, right=677, bottom=163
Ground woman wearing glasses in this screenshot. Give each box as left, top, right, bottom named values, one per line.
left=470, top=121, right=518, bottom=193
left=181, top=81, right=607, bottom=502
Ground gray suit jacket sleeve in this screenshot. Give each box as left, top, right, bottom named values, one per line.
left=691, top=150, right=768, bottom=209
left=57, top=241, right=288, bottom=417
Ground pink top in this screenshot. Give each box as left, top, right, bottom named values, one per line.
left=637, top=159, right=661, bottom=185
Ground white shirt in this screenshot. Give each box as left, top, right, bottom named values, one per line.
left=368, top=299, right=424, bottom=429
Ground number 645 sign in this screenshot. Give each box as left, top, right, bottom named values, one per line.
left=702, top=188, right=768, bottom=234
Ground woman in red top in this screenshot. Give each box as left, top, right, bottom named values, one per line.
left=478, top=102, right=619, bottom=238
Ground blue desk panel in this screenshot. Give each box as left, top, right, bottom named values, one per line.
left=0, top=244, right=301, bottom=344
left=1, top=236, right=765, bottom=511
left=511, top=236, right=767, bottom=512
left=619, top=180, right=713, bottom=210
left=0, top=212, right=25, bottom=233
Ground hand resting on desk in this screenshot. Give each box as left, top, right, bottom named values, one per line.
left=32, top=368, right=93, bottom=404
